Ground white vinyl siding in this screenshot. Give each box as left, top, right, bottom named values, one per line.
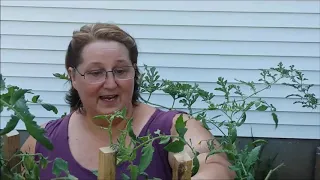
left=1, top=1, right=319, bottom=139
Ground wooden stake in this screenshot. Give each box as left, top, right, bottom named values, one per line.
left=3, top=130, right=21, bottom=171
left=172, top=151, right=192, bottom=180
left=98, top=146, right=116, bottom=180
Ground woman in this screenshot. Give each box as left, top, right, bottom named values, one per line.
left=21, top=23, right=234, bottom=179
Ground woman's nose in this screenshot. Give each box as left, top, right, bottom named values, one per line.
left=103, top=72, right=117, bottom=89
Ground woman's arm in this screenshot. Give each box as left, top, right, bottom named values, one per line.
left=168, top=113, right=235, bottom=179
left=20, top=135, right=37, bottom=154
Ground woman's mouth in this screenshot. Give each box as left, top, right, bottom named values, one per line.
left=99, top=95, right=119, bottom=102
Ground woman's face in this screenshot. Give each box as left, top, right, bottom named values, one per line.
left=69, top=40, right=135, bottom=117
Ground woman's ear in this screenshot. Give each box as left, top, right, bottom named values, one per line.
left=68, top=67, right=77, bottom=89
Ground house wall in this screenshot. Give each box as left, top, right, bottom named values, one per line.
left=1, top=1, right=320, bottom=179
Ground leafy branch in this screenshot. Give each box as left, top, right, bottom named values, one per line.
left=92, top=108, right=190, bottom=179
left=0, top=74, right=57, bottom=150
left=0, top=74, right=75, bottom=180
left=138, top=62, right=319, bottom=180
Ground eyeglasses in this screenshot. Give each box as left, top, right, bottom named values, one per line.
left=74, top=66, right=135, bottom=84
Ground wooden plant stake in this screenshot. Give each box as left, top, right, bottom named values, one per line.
left=172, top=151, right=192, bottom=180
left=3, top=130, right=21, bottom=171
left=98, top=146, right=116, bottom=180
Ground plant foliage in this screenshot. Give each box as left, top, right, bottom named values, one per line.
left=0, top=74, right=76, bottom=180
left=0, top=62, right=319, bottom=180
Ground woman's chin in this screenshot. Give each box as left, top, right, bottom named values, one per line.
left=96, top=106, right=121, bottom=115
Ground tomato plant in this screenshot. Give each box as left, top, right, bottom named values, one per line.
left=1, top=62, right=318, bottom=180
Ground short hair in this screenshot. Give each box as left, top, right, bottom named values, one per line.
left=64, top=23, right=140, bottom=112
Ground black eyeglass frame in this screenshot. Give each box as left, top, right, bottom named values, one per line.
left=72, top=66, right=136, bottom=82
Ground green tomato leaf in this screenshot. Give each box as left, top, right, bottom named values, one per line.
left=32, top=95, right=40, bottom=103
left=0, top=74, right=5, bottom=90
left=120, top=107, right=127, bottom=117
left=40, top=156, right=49, bottom=169
left=33, top=165, right=40, bottom=178
left=191, top=156, right=200, bottom=176
left=94, top=115, right=109, bottom=120
left=247, top=173, right=255, bottom=180
left=0, top=101, right=3, bottom=113
left=237, top=112, right=246, bottom=126
left=218, top=120, right=225, bottom=127
left=127, top=119, right=137, bottom=141
left=14, top=97, right=31, bottom=115
left=139, top=142, right=155, bottom=172
left=208, top=103, right=217, bottom=110
left=7, top=85, right=19, bottom=95
left=41, top=103, right=58, bottom=114
left=229, top=127, right=237, bottom=144
left=251, top=139, right=268, bottom=147
left=201, top=119, right=210, bottom=130
left=164, top=140, right=184, bottom=153
left=25, top=120, right=53, bottom=150
left=129, top=164, right=139, bottom=180
left=0, top=115, right=20, bottom=135
left=121, top=173, right=130, bottom=180
left=53, top=73, right=69, bottom=80
left=256, top=105, right=268, bottom=111
left=272, top=112, right=279, bottom=129
left=175, top=114, right=187, bottom=138
left=254, top=101, right=261, bottom=108
left=159, top=136, right=171, bottom=144
left=244, top=101, right=255, bottom=111
left=228, top=165, right=241, bottom=172
left=245, top=145, right=262, bottom=168
left=10, top=89, right=30, bottom=105
left=52, top=158, right=69, bottom=177
left=138, top=136, right=149, bottom=143
left=23, top=155, right=35, bottom=171
left=198, top=114, right=211, bottom=130
left=13, top=173, right=25, bottom=180
left=61, top=112, right=67, bottom=118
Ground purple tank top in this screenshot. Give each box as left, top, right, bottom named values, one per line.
left=35, top=108, right=182, bottom=180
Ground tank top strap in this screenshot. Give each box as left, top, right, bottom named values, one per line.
left=133, top=108, right=187, bottom=180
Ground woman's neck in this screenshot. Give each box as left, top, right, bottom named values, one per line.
left=75, top=107, right=135, bottom=143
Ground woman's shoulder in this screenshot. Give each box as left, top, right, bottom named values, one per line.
left=153, top=108, right=186, bottom=122
left=42, top=114, right=71, bottom=138
left=20, top=114, right=71, bottom=154
left=143, top=106, right=188, bottom=136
